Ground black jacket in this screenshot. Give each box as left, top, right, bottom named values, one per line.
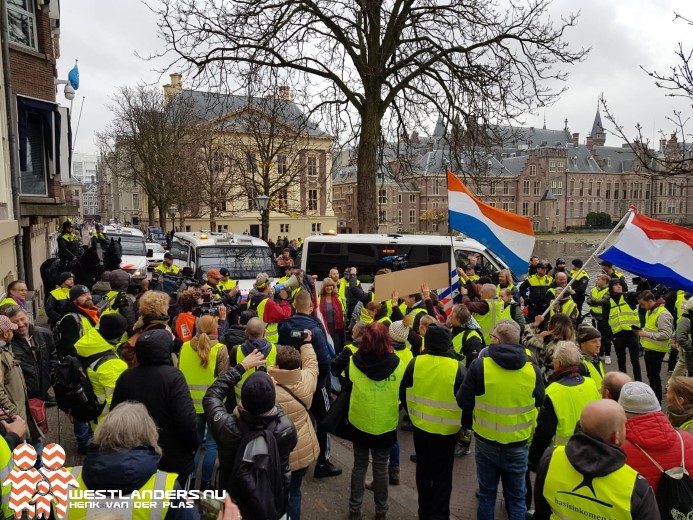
left=534, top=432, right=660, bottom=520
left=10, top=325, right=58, bottom=400
left=57, top=301, right=99, bottom=358
left=203, top=366, right=298, bottom=493
left=456, top=343, right=544, bottom=441
left=81, top=446, right=198, bottom=520
left=45, top=293, right=69, bottom=325
left=111, top=334, right=198, bottom=478
left=278, top=313, right=332, bottom=384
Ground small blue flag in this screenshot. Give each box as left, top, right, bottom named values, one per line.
left=68, top=64, right=79, bottom=90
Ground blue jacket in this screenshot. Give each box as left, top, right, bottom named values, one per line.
left=278, top=313, right=333, bottom=383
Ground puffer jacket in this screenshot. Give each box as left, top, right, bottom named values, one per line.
left=268, top=344, right=320, bottom=471
left=622, top=411, right=693, bottom=492
left=10, top=325, right=58, bottom=400
left=0, top=341, right=41, bottom=440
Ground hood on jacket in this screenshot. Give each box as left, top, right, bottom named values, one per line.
left=135, top=329, right=175, bottom=366
left=486, top=343, right=529, bottom=370
left=241, top=338, right=273, bottom=358
left=564, top=431, right=627, bottom=478
left=249, top=291, right=269, bottom=307
left=82, top=446, right=161, bottom=495
left=74, top=327, right=115, bottom=358
left=625, top=411, right=680, bottom=450
left=352, top=351, right=400, bottom=381
left=668, top=404, right=693, bottom=430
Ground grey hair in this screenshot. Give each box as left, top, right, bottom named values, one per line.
left=1, top=305, right=26, bottom=319
left=553, top=341, right=582, bottom=367
left=93, top=401, right=162, bottom=456
left=493, top=319, right=521, bottom=344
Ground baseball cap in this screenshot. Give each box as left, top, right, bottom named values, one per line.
left=555, top=258, right=566, bottom=265
left=163, top=253, right=173, bottom=260
left=219, top=268, right=230, bottom=277
left=0, top=316, right=18, bottom=333
left=206, top=269, right=222, bottom=280
left=254, top=273, right=273, bottom=289
left=69, top=285, right=90, bottom=301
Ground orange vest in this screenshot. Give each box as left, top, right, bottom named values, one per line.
left=176, top=313, right=196, bottom=342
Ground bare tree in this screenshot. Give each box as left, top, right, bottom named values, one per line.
left=153, top=0, right=587, bottom=232
left=97, top=86, right=199, bottom=227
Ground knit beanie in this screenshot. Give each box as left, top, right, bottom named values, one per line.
left=241, top=371, right=276, bottom=416
left=389, top=321, right=409, bottom=343
left=424, top=323, right=453, bottom=353
left=618, top=382, right=661, bottom=414
left=98, top=314, right=128, bottom=341
left=577, top=326, right=601, bottom=344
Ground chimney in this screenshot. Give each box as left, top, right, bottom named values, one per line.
left=278, top=85, right=294, bottom=101
left=659, top=138, right=667, bottom=152
left=572, top=133, right=579, bottom=147
left=411, top=131, right=420, bottom=144
left=163, top=73, right=183, bottom=105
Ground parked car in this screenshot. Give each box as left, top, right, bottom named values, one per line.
left=145, top=242, right=167, bottom=271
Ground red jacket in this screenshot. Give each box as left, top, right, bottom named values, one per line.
left=621, top=411, right=693, bottom=492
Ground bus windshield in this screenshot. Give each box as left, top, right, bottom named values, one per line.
left=197, top=246, right=280, bottom=278
left=106, top=234, right=146, bottom=256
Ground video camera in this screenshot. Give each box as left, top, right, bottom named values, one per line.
left=200, top=294, right=224, bottom=316
left=380, top=255, right=408, bottom=271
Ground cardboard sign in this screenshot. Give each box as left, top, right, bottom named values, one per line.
left=375, top=263, right=450, bottom=302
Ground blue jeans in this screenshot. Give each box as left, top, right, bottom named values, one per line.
left=475, top=437, right=528, bottom=520
left=74, top=421, right=92, bottom=449
left=288, top=467, right=306, bottom=519
left=389, top=440, right=400, bottom=469
left=194, top=414, right=217, bottom=482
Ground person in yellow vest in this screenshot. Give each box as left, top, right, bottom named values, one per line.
left=235, top=317, right=278, bottom=407
left=666, top=376, right=693, bottom=435
left=518, top=262, right=553, bottom=322
left=99, top=269, right=137, bottom=331
left=546, top=272, right=579, bottom=325
left=533, top=399, right=659, bottom=520
left=529, top=341, right=600, bottom=470
left=497, top=269, right=519, bottom=303
left=673, top=296, right=693, bottom=377
left=576, top=325, right=606, bottom=388
left=448, top=304, right=484, bottom=366
left=348, top=267, right=390, bottom=328
left=403, top=323, right=466, bottom=519
left=463, top=263, right=480, bottom=283
left=606, top=278, right=642, bottom=381
left=154, top=253, right=181, bottom=276
left=568, top=258, right=590, bottom=316
left=179, top=314, right=229, bottom=490
left=57, top=220, right=82, bottom=270
left=73, top=314, right=129, bottom=427
left=457, top=319, right=545, bottom=520
left=587, top=273, right=613, bottom=364
left=67, top=401, right=197, bottom=520
left=499, top=288, right=526, bottom=336
left=600, top=260, right=629, bottom=291
left=329, top=267, right=352, bottom=318
left=461, top=280, right=505, bottom=346
left=0, top=280, right=28, bottom=311
left=345, top=322, right=405, bottom=520
left=45, top=272, right=74, bottom=326
left=635, top=290, right=674, bottom=402
left=247, top=272, right=291, bottom=344
left=217, top=267, right=237, bottom=292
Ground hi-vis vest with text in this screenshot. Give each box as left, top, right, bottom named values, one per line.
left=406, top=355, right=462, bottom=435
left=473, top=299, right=504, bottom=346
left=588, top=286, right=609, bottom=317
left=255, top=297, right=279, bottom=343
left=218, top=278, right=237, bottom=293
left=608, top=295, right=639, bottom=334
left=236, top=345, right=277, bottom=404
left=473, top=356, right=538, bottom=443
left=176, top=312, right=196, bottom=343
left=526, top=275, right=553, bottom=306
left=543, top=446, right=637, bottom=520
left=348, top=357, right=405, bottom=435
left=546, top=378, right=600, bottom=446
left=0, top=436, right=13, bottom=518
left=68, top=467, right=178, bottom=520
left=180, top=340, right=224, bottom=413
left=641, top=305, right=672, bottom=353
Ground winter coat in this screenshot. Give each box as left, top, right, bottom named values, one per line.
left=278, top=313, right=333, bottom=382
left=0, top=341, right=41, bottom=440
left=111, top=332, right=198, bottom=478
left=79, top=445, right=197, bottom=520
left=668, top=403, right=693, bottom=435
left=534, top=432, right=659, bottom=520
left=268, top=344, right=320, bottom=471
left=9, top=325, right=58, bottom=401
left=622, top=411, right=693, bottom=492
left=522, top=323, right=569, bottom=383
left=203, top=365, right=298, bottom=493
left=57, top=301, right=99, bottom=358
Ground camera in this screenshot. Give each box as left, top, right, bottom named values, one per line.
left=256, top=365, right=267, bottom=372
left=200, top=299, right=223, bottom=316
left=290, top=330, right=309, bottom=341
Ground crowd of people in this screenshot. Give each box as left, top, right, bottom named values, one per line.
left=0, top=243, right=691, bottom=520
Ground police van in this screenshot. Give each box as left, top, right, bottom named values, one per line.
left=170, top=232, right=280, bottom=290
left=103, top=225, right=148, bottom=279
left=300, top=233, right=514, bottom=292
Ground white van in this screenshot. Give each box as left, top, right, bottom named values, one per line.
left=103, top=225, right=148, bottom=279
left=170, top=232, right=280, bottom=290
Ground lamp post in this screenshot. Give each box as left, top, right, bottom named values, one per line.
left=168, top=205, right=177, bottom=234
left=255, top=194, right=270, bottom=241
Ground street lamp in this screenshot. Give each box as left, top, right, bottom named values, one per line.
left=168, top=205, right=177, bottom=233
left=255, top=194, right=270, bottom=241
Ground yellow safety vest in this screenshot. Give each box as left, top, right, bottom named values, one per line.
left=338, top=278, right=355, bottom=311
left=451, top=329, right=482, bottom=362
left=340, top=342, right=359, bottom=378
left=641, top=305, right=672, bottom=353
left=101, top=290, right=124, bottom=317
left=0, top=436, right=13, bottom=518
left=543, top=446, right=637, bottom=520
left=255, top=297, right=279, bottom=343
left=546, top=378, right=600, bottom=446
left=582, top=358, right=605, bottom=389
left=179, top=340, right=224, bottom=413
left=358, top=293, right=376, bottom=324
left=608, top=295, right=639, bottom=334
left=473, top=356, right=538, bottom=443
left=68, top=467, right=179, bottom=520
left=588, top=286, right=609, bottom=317
left=59, top=312, right=95, bottom=338
left=406, top=355, right=462, bottom=435
left=676, top=290, right=686, bottom=323
left=50, top=287, right=71, bottom=301
left=218, top=278, right=237, bottom=292
left=496, top=284, right=516, bottom=298
left=394, top=347, right=413, bottom=368
left=473, top=299, right=505, bottom=345
left=154, top=263, right=180, bottom=275
left=569, top=268, right=589, bottom=284
left=526, top=275, right=553, bottom=304
left=549, top=294, right=578, bottom=320
left=348, top=357, right=404, bottom=435
left=0, top=297, right=16, bottom=308
left=236, top=345, right=277, bottom=404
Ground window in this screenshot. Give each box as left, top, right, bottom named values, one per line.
left=523, top=180, right=530, bottom=195
left=579, top=181, right=584, bottom=197
left=569, top=180, right=575, bottom=196
left=307, top=156, right=318, bottom=177
left=246, top=153, right=257, bottom=172
left=218, top=200, right=228, bottom=212
left=312, top=223, right=322, bottom=233
left=433, top=179, right=440, bottom=195
left=378, top=210, right=387, bottom=224
left=432, top=223, right=438, bottom=232
left=606, top=182, right=611, bottom=199
left=378, top=189, right=387, bottom=204
left=398, top=194, right=402, bottom=204
left=398, top=210, right=402, bottom=224
left=529, top=165, right=537, bottom=177
left=502, top=202, right=510, bottom=211
left=308, top=189, right=318, bottom=211
left=409, top=209, right=416, bottom=223
left=596, top=181, right=601, bottom=197
left=488, top=202, right=497, bottom=208
left=588, top=201, right=592, bottom=213
left=503, top=181, right=510, bottom=195
left=533, top=181, right=541, bottom=196
left=132, top=193, right=140, bottom=210
left=659, top=181, right=664, bottom=196
left=280, top=223, right=290, bottom=233
left=277, top=189, right=288, bottom=212
left=433, top=202, right=439, bottom=209
left=533, top=202, right=540, bottom=216
left=211, top=151, right=225, bottom=173
left=489, top=183, right=496, bottom=195
left=579, top=202, right=584, bottom=216
left=605, top=201, right=610, bottom=213
left=277, top=155, right=288, bottom=176
left=217, top=225, right=228, bottom=232
left=555, top=207, right=560, bottom=216
left=18, top=108, right=47, bottom=196
left=522, top=202, right=529, bottom=216
left=614, top=182, right=620, bottom=200
left=247, top=190, right=257, bottom=210
left=6, top=0, right=36, bottom=49
left=551, top=180, right=563, bottom=195
left=588, top=181, right=593, bottom=196
left=409, top=194, right=416, bottom=203
left=569, top=202, right=574, bottom=217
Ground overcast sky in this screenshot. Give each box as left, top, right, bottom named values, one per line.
left=58, top=0, right=693, bottom=156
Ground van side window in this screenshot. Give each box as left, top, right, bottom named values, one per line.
left=171, top=242, right=188, bottom=262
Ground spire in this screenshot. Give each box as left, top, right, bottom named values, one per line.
left=432, top=115, right=445, bottom=140
left=590, top=106, right=604, bottom=138
left=543, top=112, right=546, bottom=130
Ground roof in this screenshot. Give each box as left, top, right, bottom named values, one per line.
left=590, top=109, right=604, bottom=138
left=491, top=125, right=571, bottom=148
left=593, top=146, right=638, bottom=173
left=332, top=165, right=418, bottom=191
left=566, top=145, right=606, bottom=174
left=172, top=231, right=269, bottom=248
left=501, top=155, right=529, bottom=177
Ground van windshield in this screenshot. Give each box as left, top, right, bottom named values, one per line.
left=198, top=246, right=280, bottom=278
left=106, top=234, right=146, bottom=256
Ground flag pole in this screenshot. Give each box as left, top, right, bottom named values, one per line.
left=540, top=206, right=636, bottom=319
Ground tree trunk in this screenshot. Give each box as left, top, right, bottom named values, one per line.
left=356, top=102, right=381, bottom=233
left=148, top=199, right=156, bottom=226
left=158, top=207, right=167, bottom=231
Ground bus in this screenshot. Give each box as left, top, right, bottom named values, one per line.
left=103, top=225, right=148, bottom=279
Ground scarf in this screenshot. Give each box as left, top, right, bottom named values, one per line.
left=549, top=364, right=580, bottom=382
left=319, top=294, right=344, bottom=331
left=9, top=295, right=25, bottom=309
left=78, top=305, right=99, bottom=324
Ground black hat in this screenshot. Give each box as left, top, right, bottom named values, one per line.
left=424, top=323, right=453, bottom=353
left=572, top=258, right=583, bottom=268
left=62, top=220, right=73, bottom=229
left=98, top=314, right=128, bottom=341
left=219, top=268, right=230, bottom=277
left=536, top=262, right=548, bottom=269
left=163, top=253, right=173, bottom=260
left=608, top=278, right=624, bottom=291
left=69, top=285, right=90, bottom=301
left=241, top=371, right=276, bottom=416
left=59, top=272, right=74, bottom=285
left=600, top=260, right=613, bottom=268
left=577, top=325, right=601, bottom=344
left=555, top=258, right=566, bottom=265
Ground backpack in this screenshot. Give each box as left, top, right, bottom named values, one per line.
left=228, top=427, right=286, bottom=520
left=53, top=352, right=117, bottom=422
